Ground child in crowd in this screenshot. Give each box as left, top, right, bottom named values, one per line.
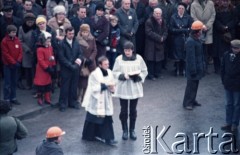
left=34, top=31, right=56, bottom=105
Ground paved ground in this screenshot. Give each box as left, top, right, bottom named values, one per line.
left=5, top=64, right=240, bottom=155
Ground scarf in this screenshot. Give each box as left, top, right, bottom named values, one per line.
left=22, top=22, right=36, bottom=33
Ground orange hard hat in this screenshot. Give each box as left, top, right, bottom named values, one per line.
left=46, top=126, right=65, bottom=138
left=191, top=21, right=204, bottom=30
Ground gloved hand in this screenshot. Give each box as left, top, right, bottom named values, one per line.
left=130, top=74, right=142, bottom=83
left=15, top=62, right=21, bottom=67
left=45, top=67, right=54, bottom=74
left=85, top=59, right=92, bottom=66
left=101, top=83, right=108, bottom=91
left=118, top=73, right=127, bottom=81
left=70, top=64, right=79, bottom=71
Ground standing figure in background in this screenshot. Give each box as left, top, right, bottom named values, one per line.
left=191, top=0, right=216, bottom=74
left=58, top=27, right=82, bottom=112
left=145, top=8, right=168, bottom=80
left=183, top=21, right=205, bottom=110
left=82, top=56, right=117, bottom=146
left=170, top=2, right=192, bottom=76
left=1, top=25, right=23, bottom=105
left=18, top=13, right=37, bottom=90
left=112, top=41, right=148, bottom=141
left=34, top=31, right=56, bottom=105
left=46, top=0, right=69, bottom=20
left=77, top=24, right=97, bottom=103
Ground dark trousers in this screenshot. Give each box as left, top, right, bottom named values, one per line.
left=183, top=80, right=199, bottom=107
left=147, top=61, right=162, bottom=78
left=119, top=98, right=138, bottom=130
left=59, top=70, right=79, bottom=108
left=106, top=51, right=118, bottom=70
left=3, top=65, right=17, bottom=101
left=24, top=67, right=33, bottom=87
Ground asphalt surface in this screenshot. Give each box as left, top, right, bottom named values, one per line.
left=6, top=64, right=240, bottom=155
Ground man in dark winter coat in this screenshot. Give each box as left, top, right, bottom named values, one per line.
left=58, top=27, right=83, bottom=112
left=36, top=126, right=65, bottom=155
left=220, top=39, right=240, bottom=132
left=0, top=101, right=28, bottom=155
left=115, top=0, right=139, bottom=52
left=182, top=20, right=205, bottom=110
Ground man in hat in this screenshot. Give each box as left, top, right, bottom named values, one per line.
left=36, top=126, right=65, bottom=155
left=221, top=39, right=240, bottom=132
left=1, top=25, right=23, bottom=105
left=0, top=100, right=28, bottom=155
left=182, top=20, right=205, bottom=110
left=15, top=0, right=39, bottom=21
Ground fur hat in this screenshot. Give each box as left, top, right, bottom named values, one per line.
left=80, top=24, right=90, bottom=32
left=2, top=5, right=13, bottom=12
left=24, top=12, right=36, bottom=21
left=53, top=5, right=66, bottom=16
left=39, top=31, right=52, bottom=45
left=231, top=40, right=240, bottom=48
left=95, top=3, right=105, bottom=12
left=36, top=15, right=47, bottom=24
left=7, top=25, right=17, bottom=33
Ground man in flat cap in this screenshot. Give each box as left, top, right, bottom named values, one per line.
left=221, top=39, right=240, bottom=132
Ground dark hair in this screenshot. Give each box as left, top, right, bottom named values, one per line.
left=98, top=56, right=108, bottom=65
left=24, top=0, right=33, bottom=4
left=7, top=24, right=17, bottom=33
left=0, top=100, right=12, bottom=114
left=78, top=6, right=87, bottom=11
left=65, top=26, right=74, bottom=34
left=123, top=41, right=134, bottom=50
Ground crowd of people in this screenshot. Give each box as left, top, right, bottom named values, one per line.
left=0, top=0, right=240, bottom=154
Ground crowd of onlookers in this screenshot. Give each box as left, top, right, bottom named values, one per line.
left=0, top=0, right=239, bottom=103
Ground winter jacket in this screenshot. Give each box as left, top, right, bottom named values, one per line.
left=0, top=114, right=28, bottom=155
left=191, top=0, right=216, bottom=44
left=34, top=46, right=56, bottom=86
left=144, top=16, right=168, bottom=62
left=1, top=35, right=23, bottom=65
left=36, top=140, right=64, bottom=155
left=47, top=17, right=72, bottom=37
left=221, top=50, right=240, bottom=91
left=185, top=35, right=205, bottom=80
left=58, top=37, right=82, bottom=74
left=70, top=16, right=92, bottom=36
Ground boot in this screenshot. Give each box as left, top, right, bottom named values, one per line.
left=121, top=121, right=128, bottom=140
left=175, top=62, right=180, bottom=76
left=129, top=119, right=137, bottom=140
left=44, top=92, right=51, bottom=104
left=37, top=93, right=43, bottom=105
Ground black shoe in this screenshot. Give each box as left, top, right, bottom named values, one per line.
left=193, top=101, right=201, bottom=106
left=59, top=108, right=66, bottom=112
left=129, top=130, right=137, bottom=140
left=69, top=105, right=80, bottom=110
left=11, top=100, right=21, bottom=105
left=221, top=125, right=231, bottom=131
left=122, top=130, right=128, bottom=140
left=105, top=139, right=118, bottom=146
left=17, top=82, right=25, bottom=90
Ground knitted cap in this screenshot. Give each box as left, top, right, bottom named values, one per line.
left=36, top=16, right=47, bottom=24
left=95, top=3, right=105, bottom=11
left=53, top=5, right=66, bottom=16
left=24, top=12, right=36, bottom=21
left=80, top=24, right=90, bottom=32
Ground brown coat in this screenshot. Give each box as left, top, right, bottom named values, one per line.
left=144, top=16, right=168, bottom=62
left=47, top=17, right=72, bottom=37
left=77, top=33, right=97, bottom=88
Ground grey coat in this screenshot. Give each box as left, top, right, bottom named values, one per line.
left=191, top=0, right=216, bottom=44
left=185, top=35, right=205, bottom=80
left=0, top=114, right=28, bottom=155
left=18, top=26, right=35, bottom=68
left=115, top=7, right=139, bottom=52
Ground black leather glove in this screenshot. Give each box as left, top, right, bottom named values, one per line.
left=85, top=59, right=92, bottom=66
left=70, top=64, right=79, bottom=71
left=118, top=74, right=126, bottom=81
left=101, top=83, right=108, bottom=91
left=45, top=67, right=54, bottom=73
left=130, top=75, right=142, bottom=83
